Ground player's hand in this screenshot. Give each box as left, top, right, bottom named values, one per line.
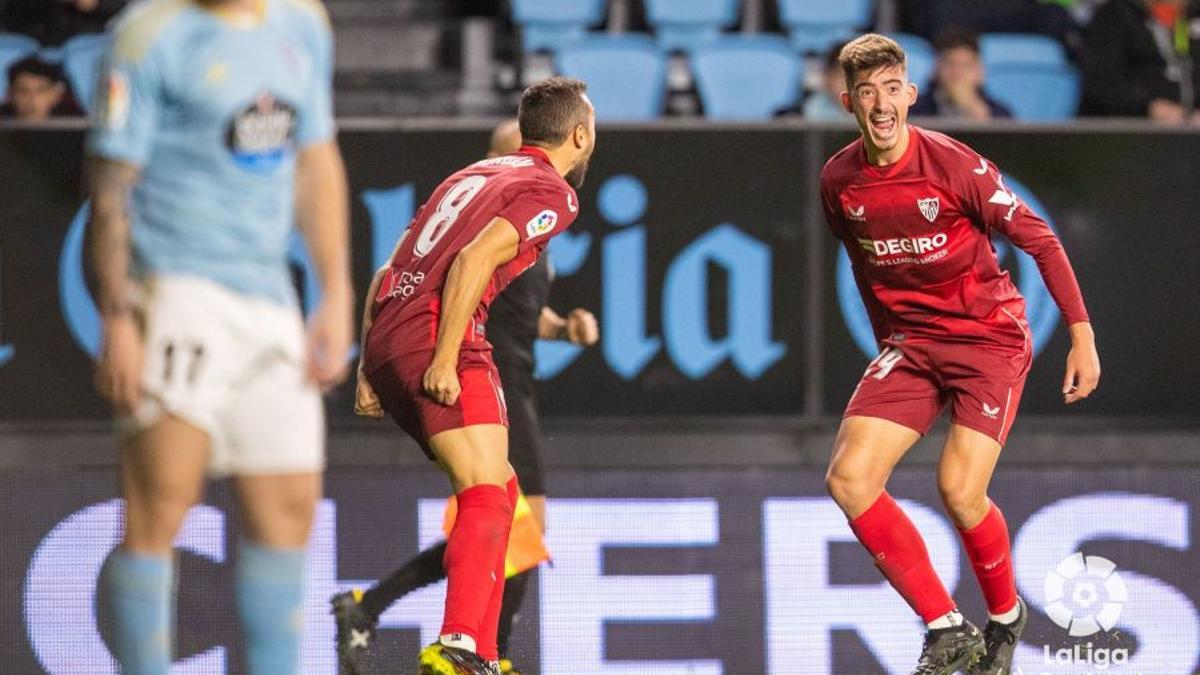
left=565, top=308, right=599, bottom=346
left=354, top=366, right=384, bottom=419
left=306, top=286, right=354, bottom=391
left=95, top=313, right=144, bottom=415
left=423, top=359, right=461, bottom=406
left=1063, top=323, right=1101, bottom=405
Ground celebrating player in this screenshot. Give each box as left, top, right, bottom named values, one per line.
left=331, top=118, right=599, bottom=675
left=821, top=35, right=1100, bottom=675
left=352, top=78, right=595, bottom=675
left=87, top=1, right=352, bottom=673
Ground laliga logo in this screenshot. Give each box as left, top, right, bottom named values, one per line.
left=837, top=175, right=1061, bottom=358
left=1044, top=552, right=1128, bottom=637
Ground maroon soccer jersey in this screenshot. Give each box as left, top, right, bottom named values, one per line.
left=371, top=146, right=578, bottom=354
left=821, top=126, right=1089, bottom=348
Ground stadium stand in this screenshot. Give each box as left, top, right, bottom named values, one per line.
left=777, top=0, right=876, bottom=54
left=692, top=35, right=800, bottom=120
left=512, top=0, right=607, bottom=53
left=0, top=33, right=39, bottom=100
left=643, top=0, right=740, bottom=53
left=555, top=35, right=667, bottom=120
left=61, top=33, right=108, bottom=112
left=987, top=62, right=1082, bottom=121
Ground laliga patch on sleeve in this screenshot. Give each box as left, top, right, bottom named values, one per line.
left=525, top=209, right=559, bottom=239
left=98, top=71, right=130, bottom=131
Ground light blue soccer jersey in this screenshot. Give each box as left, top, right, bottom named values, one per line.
left=87, top=0, right=335, bottom=306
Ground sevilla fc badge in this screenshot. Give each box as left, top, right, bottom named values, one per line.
left=917, top=197, right=940, bottom=223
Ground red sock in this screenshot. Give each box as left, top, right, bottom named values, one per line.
left=958, top=500, right=1017, bottom=616
left=441, top=484, right=513, bottom=651
left=850, top=492, right=957, bottom=624
left=475, top=477, right=518, bottom=661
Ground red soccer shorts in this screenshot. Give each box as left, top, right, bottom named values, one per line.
left=366, top=347, right=509, bottom=460
left=844, top=336, right=1032, bottom=445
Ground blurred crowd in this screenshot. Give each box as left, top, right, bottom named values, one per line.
left=3, top=0, right=1199, bottom=125
left=0, top=0, right=128, bottom=121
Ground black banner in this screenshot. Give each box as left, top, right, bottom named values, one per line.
left=1, top=127, right=1198, bottom=420
left=3, top=464, right=1199, bottom=674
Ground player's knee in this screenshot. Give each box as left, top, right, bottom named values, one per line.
left=123, top=494, right=195, bottom=552
left=938, top=481, right=988, bottom=527
left=825, top=463, right=882, bottom=512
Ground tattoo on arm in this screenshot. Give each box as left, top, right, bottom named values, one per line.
left=87, top=157, right=139, bottom=318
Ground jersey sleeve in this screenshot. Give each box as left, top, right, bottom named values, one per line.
left=821, top=177, right=891, bottom=347
left=85, top=33, right=164, bottom=166
left=295, top=8, right=335, bottom=147
left=496, top=180, right=579, bottom=252
left=951, top=148, right=1090, bottom=326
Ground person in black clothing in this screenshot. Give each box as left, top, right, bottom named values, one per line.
left=911, top=28, right=1014, bottom=121
left=331, top=118, right=600, bottom=675
left=0, top=0, right=126, bottom=46
left=0, top=55, right=84, bottom=120
left=1081, top=0, right=1200, bottom=122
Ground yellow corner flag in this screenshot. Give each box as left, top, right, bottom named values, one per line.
left=441, top=489, right=550, bottom=579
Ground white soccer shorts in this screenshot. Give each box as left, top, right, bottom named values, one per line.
left=124, top=275, right=325, bottom=477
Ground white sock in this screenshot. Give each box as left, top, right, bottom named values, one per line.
left=989, top=598, right=1022, bottom=625
left=926, top=609, right=964, bottom=630
left=439, top=633, right=477, bottom=653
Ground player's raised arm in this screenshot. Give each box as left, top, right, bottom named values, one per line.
left=965, top=155, right=1101, bottom=404
left=424, top=219, right=522, bottom=405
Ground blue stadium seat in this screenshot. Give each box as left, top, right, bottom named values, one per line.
left=62, top=34, right=110, bottom=111
left=890, top=33, right=935, bottom=90
left=643, top=0, right=739, bottom=53
left=777, top=0, right=874, bottom=54
left=980, top=33, right=1067, bottom=68
left=512, top=0, right=607, bottom=53
left=985, top=63, right=1080, bottom=121
left=0, top=33, right=41, bottom=100
left=692, top=36, right=800, bottom=120
left=556, top=36, right=666, bottom=120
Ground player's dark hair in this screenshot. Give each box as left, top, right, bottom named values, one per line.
left=933, top=27, right=981, bottom=55
left=7, top=56, right=64, bottom=88
left=839, top=34, right=907, bottom=87
left=518, top=77, right=590, bottom=147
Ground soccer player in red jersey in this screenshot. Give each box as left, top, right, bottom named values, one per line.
left=821, top=35, right=1101, bottom=675
left=355, top=78, right=595, bottom=675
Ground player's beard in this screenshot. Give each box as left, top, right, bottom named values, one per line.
left=565, top=155, right=591, bottom=189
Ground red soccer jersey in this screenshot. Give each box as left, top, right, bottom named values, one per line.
left=821, top=126, right=1089, bottom=348
left=372, top=146, right=578, bottom=353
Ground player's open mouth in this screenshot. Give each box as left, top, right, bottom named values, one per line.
left=870, top=115, right=896, bottom=135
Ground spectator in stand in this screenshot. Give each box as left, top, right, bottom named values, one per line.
left=0, top=0, right=126, bottom=47
left=804, top=42, right=852, bottom=121
left=1081, top=0, right=1200, bottom=123
left=0, top=56, right=84, bottom=121
left=912, top=28, right=1014, bottom=121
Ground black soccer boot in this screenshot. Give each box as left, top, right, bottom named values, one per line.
left=911, top=620, right=987, bottom=675
left=330, top=589, right=378, bottom=675
left=968, top=597, right=1028, bottom=675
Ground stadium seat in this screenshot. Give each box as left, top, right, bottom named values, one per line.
left=986, top=63, right=1080, bottom=121
left=62, top=34, right=110, bottom=111
left=512, top=0, right=607, bottom=53
left=980, top=33, right=1067, bottom=68
left=0, top=33, right=41, bottom=100
left=889, top=33, right=935, bottom=91
left=555, top=36, right=666, bottom=120
left=692, top=36, right=800, bottom=120
left=643, top=0, right=739, bottom=53
left=777, top=0, right=874, bottom=54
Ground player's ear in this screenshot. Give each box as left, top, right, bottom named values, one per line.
left=906, top=82, right=918, bottom=105
left=573, top=123, right=587, bottom=150
left=840, top=90, right=853, bottom=113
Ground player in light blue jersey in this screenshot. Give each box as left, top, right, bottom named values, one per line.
left=86, top=1, right=353, bottom=673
